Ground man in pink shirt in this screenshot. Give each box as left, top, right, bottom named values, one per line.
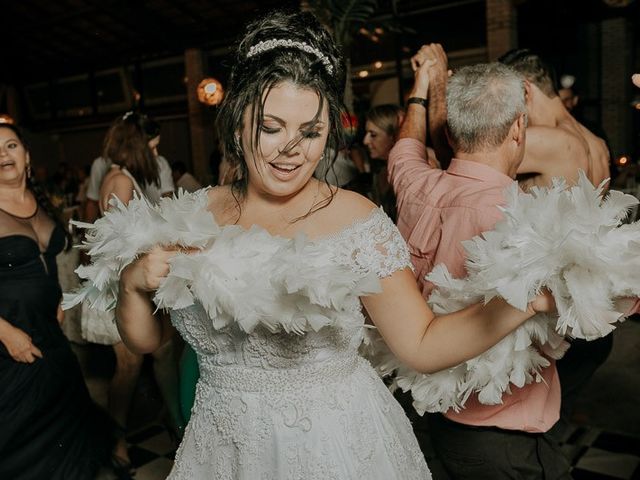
left=389, top=50, right=570, bottom=479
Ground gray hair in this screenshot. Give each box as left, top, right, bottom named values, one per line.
left=446, top=62, right=526, bottom=153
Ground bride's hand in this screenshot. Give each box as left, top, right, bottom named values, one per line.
left=528, top=288, right=557, bottom=315
left=121, top=245, right=197, bottom=293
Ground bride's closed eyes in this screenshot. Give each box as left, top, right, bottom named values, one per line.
left=259, top=123, right=324, bottom=139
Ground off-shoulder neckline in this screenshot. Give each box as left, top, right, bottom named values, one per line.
left=208, top=204, right=387, bottom=244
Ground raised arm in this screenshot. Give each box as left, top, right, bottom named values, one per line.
left=361, top=267, right=551, bottom=373
left=399, top=49, right=431, bottom=143
left=388, top=51, right=435, bottom=191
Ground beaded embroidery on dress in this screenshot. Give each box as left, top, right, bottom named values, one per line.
left=167, top=207, right=432, bottom=480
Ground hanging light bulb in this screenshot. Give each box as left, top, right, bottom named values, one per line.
left=197, top=77, right=224, bottom=106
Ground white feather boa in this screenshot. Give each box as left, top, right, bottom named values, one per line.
left=365, top=172, right=640, bottom=415
left=63, top=189, right=380, bottom=335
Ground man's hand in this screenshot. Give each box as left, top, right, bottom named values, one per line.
left=408, top=54, right=436, bottom=99
left=411, top=44, right=449, bottom=91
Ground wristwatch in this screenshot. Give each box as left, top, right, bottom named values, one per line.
left=407, top=97, right=428, bottom=108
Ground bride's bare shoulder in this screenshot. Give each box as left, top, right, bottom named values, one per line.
left=315, top=186, right=380, bottom=232
left=206, top=185, right=239, bottom=224
left=332, top=188, right=378, bottom=218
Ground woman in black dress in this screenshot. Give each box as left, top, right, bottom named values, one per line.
left=0, top=123, right=113, bottom=479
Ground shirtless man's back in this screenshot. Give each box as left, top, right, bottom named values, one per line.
left=499, top=49, right=610, bottom=191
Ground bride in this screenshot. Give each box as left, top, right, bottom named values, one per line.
left=114, top=10, right=554, bottom=479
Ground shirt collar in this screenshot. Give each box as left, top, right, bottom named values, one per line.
left=447, top=158, right=515, bottom=187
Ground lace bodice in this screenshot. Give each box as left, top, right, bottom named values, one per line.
left=170, top=207, right=411, bottom=372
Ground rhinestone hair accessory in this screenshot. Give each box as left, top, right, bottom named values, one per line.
left=246, top=39, right=334, bottom=74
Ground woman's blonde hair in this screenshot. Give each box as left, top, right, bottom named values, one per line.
left=365, top=104, right=404, bottom=137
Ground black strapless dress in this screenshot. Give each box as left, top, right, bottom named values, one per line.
left=0, top=227, right=113, bottom=480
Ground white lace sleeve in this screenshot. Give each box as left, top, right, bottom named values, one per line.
left=334, top=207, right=412, bottom=278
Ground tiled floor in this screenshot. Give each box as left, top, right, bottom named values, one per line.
left=563, top=426, right=640, bottom=480
left=83, top=317, right=640, bottom=479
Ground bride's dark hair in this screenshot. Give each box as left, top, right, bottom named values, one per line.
left=217, top=10, right=347, bottom=214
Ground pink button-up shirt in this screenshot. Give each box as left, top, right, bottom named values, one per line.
left=389, top=138, right=560, bottom=433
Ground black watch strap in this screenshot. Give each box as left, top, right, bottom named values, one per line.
left=407, top=97, right=428, bottom=108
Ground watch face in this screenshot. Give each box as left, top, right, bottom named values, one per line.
left=602, top=0, right=633, bottom=7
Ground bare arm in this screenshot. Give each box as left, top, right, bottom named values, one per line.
left=116, top=247, right=176, bottom=353
left=106, top=173, right=172, bottom=353
left=100, top=173, right=134, bottom=212
left=399, top=47, right=433, bottom=143
left=388, top=53, right=435, bottom=192
left=117, top=241, right=550, bottom=363
left=362, top=268, right=551, bottom=373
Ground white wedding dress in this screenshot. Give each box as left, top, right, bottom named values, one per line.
left=167, top=207, right=432, bottom=480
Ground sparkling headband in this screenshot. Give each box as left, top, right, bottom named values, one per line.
left=246, top=39, right=334, bottom=75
